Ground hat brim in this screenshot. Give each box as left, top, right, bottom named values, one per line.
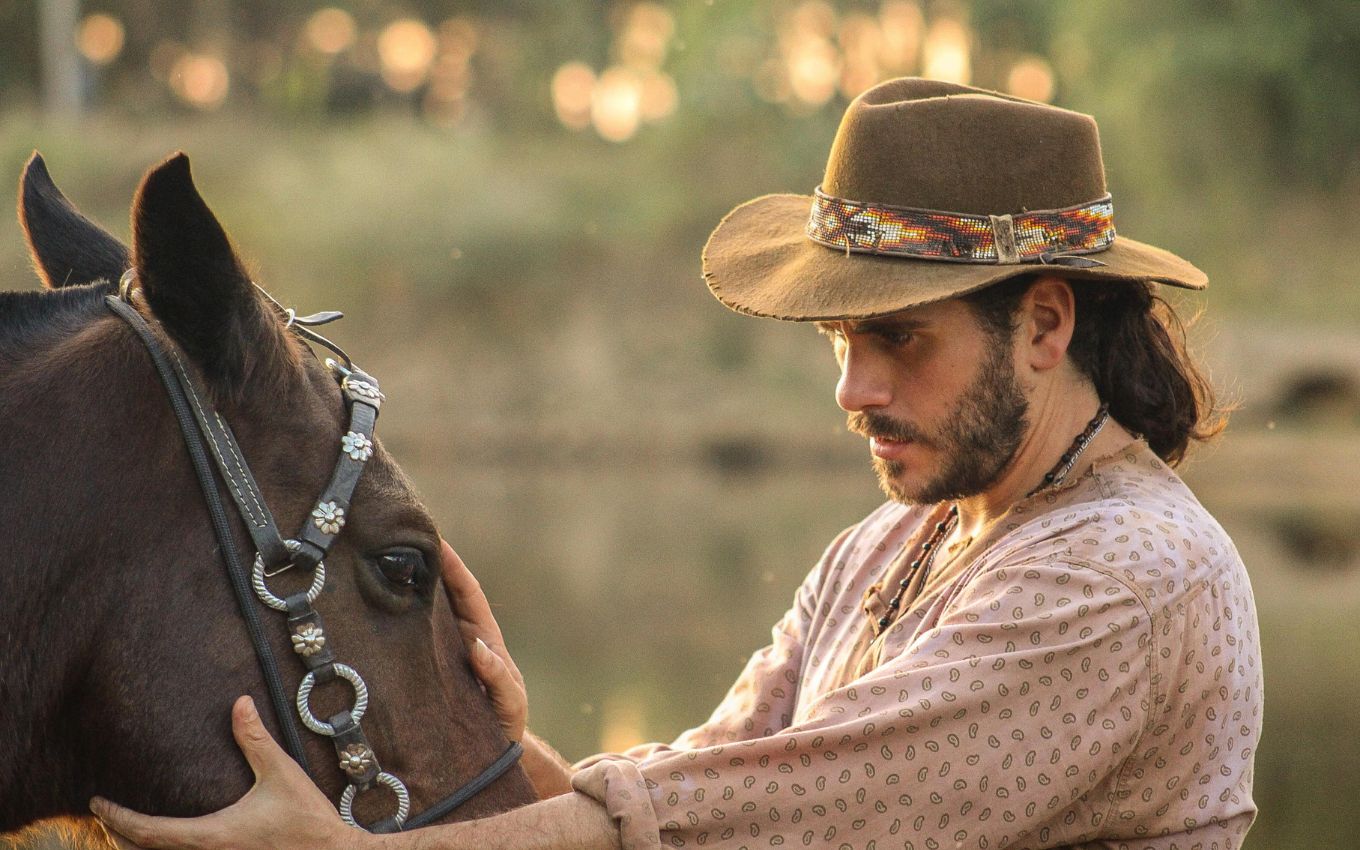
left=702, top=194, right=1208, bottom=322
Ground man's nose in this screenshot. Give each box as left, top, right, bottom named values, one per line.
left=835, top=342, right=893, bottom=412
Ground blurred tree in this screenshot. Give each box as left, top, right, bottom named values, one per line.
left=1049, top=0, right=1360, bottom=191
left=38, top=0, right=82, bottom=115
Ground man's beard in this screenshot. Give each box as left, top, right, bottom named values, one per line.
left=848, top=335, right=1030, bottom=505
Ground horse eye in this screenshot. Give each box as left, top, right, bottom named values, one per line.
left=375, top=549, right=426, bottom=589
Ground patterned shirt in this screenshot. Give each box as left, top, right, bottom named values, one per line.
left=572, top=440, right=1262, bottom=849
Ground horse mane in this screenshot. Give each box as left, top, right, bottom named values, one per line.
left=0, top=280, right=115, bottom=371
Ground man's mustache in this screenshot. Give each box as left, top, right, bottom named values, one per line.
left=847, top=411, right=930, bottom=445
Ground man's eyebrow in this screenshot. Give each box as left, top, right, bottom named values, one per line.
left=849, top=317, right=928, bottom=334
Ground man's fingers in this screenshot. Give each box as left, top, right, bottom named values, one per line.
left=90, top=798, right=206, bottom=850
left=230, top=695, right=294, bottom=780
left=440, top=540, right=503, bottom=637
left=471, top=638, right=527, bottom=740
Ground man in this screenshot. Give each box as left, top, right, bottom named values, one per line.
left=96, top=78, right=1262, bottom=849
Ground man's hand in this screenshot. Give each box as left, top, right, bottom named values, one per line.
left=442, top=541, right=574, bottom=798
left=91, top=696, right=356, bottom=850
left=441, top=540, right=528, bottom=744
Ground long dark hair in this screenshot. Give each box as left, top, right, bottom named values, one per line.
left=963, top=275, right=1227, bottom=467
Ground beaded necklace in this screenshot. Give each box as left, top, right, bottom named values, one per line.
left=875, top=403, right=1112, bottom=633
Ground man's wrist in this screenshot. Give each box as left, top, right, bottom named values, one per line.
left=521, top=729, right=576, bottom=799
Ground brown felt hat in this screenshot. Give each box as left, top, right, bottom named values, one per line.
left=702, top=77, right=1207, bottom=321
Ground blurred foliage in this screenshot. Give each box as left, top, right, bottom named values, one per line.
left=6, top=0, right=1359, bottom=320
left=6, top=0, right=1360, bottom=183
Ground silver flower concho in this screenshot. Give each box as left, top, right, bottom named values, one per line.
left=341, top=431, right=373, bottom=462
left=291, top=623, right=326, bottom=657
left=312, top=500, right=345, bottom=535
left=345, top=379, right=384, bottom=404
left=338, top=743, right=376, bottom=776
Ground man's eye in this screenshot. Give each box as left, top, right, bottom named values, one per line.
left=877, top=331, right=913, bottom=346
left=375, top=549, right=426, bottom=588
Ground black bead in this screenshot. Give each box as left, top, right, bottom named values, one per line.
left=949, top=505, right=959, bottom=515
left=888, top=598, right=900, bottom=610
left=878, top=616, right=890, bottom=628
left=1044, top=472, right=1055, bottom=482
left=935, top=521, right=947, bottom=532
left=922, top=542, right=932, bottom=551
left=909, top=560, right=921, bottom=569
left=899, top=578, right=911, bottom=588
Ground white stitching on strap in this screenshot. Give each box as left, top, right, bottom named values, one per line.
left=165, top=346, right=270, bottom=529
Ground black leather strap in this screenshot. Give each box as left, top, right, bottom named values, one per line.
left=109, top=290, right=521, bottom=830
left=104, top=295, right=312, bottom=770
left=294, top=387, right=379, bottom=569
left=401, top=742, right=525, bottom=830
left=140, top=327, right=294, bottom=569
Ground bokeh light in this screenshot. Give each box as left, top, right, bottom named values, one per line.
left=591, top=66, right=643, bottom=143
left=76, top=13, right=125, bottom=66
left=615, top=3, right=675, bottom=69
left=438, top=17, right=480, bottom=63
left=775, top=1, right=842, bottom=108
left=879, top=0, right=924, bottom=72
left=1006, top=54, right=1055, bottom=103
left=838, top=13, right=882, bottom=99
left=169, top=54, right=230, bottom=110
left=922, top=17, right=971, bottom=84
left=638, top=70, right=678, bottom=122
left=303, top=8, right=357, bottom=56
left=552, top=62, right=597, bottom=131
left=378, top=18, right=437, bottom=92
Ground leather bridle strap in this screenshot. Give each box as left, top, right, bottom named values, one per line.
left=105, top=292, right=524, bottom=832
left=104, top=294, right=312, bottom=768
left=403, top=740, right=526, bottom=830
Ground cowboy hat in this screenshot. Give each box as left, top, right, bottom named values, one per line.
left=702, top=77, right=1206, bottom=321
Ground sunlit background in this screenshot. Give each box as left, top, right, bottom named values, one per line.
left=3, top=2, right=1359, bottom=848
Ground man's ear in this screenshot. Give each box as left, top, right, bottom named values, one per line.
left=1022, top=276, right=1076, bottom=372
left=19, top=152, right=131, bottom=288
left=131, top=152, right=293, bottom=395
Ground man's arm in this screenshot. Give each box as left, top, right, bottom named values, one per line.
left=375, top=793, right=618, bottom=850
left=93, top=697, right=620, bottom=850
left=520, top=730, right=575, bottom=798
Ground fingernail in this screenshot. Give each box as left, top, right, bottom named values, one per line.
left=242, top=695, right=258, bottom=721
left=473, top=638, right=490, bottom=659
left=89, top=797, right=107, bottom=817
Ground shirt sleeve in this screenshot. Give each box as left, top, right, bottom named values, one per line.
left=570, top=527, right=850, bottom=846
left=572, top=557, right=1157, bottom=850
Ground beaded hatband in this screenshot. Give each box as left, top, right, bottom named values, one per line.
left=806, top=187, right=1115, bottom=265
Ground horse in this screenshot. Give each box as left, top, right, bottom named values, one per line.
left=0, top=152, right=536, bottom=841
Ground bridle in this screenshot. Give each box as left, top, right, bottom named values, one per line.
left=104, top=277, right=522, bottom=832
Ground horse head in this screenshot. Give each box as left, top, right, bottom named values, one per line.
left=0, top=153, right=535, bottom=833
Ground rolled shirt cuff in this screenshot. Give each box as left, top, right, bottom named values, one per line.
left=571, top=758, right=663, bottom=850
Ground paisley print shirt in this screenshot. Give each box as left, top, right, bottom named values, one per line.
left=571, top=440, right=1263, bottom=850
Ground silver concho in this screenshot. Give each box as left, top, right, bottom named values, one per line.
left=312, top=500, right=345, bottom=535
left=291, top=623, right=326, bottom=657
left=338, top=743, right=376, bottom=776
left=344, top=378, right=384, bottom=404
left=296, top=663, right=368, bottom=735
left=339, top=772, right=410, bottom=831
left=340, top=431, right=374, bottom=462
left=252, top=550, right=326, bottom=612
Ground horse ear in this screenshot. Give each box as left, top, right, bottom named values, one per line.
left=131, top=152, right=289, bottom=394
left=18, top=151, right=131, bottom=289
